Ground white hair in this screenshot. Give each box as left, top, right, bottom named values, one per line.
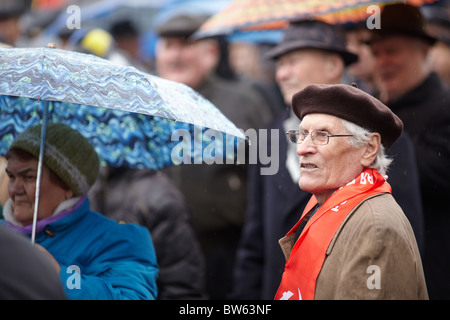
left=341, top=119, right=393, bottom=176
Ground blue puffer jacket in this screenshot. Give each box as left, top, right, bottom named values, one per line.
left=1, top=198, right=158, bottom=300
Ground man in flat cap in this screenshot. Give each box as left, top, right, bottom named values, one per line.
left=232, top=19, right=423, bottom=300
left=275, top=83, right=427, bottom=300
left=368, top=3, right=450, bottom=299
left=155, top=13, right=273, bottom=299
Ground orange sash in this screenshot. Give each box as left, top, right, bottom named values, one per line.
left=274, top=169, right=391, bottom=300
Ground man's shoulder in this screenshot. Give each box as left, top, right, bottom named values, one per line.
left=348, top=193, right=408, bottom=230
left=339, top=193, right=415, bottom=245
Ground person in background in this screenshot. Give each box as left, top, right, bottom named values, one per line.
left=227, top=31, right=285, bottom=117
left=1, top=123, right=158, bottom=300
left=367, top=3, right=450, bottom=299
left=109, top=19, right=150, bottom=71
left=0, top=0, right=29, bottom=46
left=422, top=1, right=450, bottom=87
left=89, top=166, right=207, bottom=300
left=344, top=24, right=378, bottom=95
left=72, top=28, right=131, bottom=66
left=155, top=13, right=273, bottom=299
left=276, top=83, right=427, bottom=300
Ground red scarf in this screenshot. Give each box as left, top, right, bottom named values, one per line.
left=274, top=169, right=391, bottom=300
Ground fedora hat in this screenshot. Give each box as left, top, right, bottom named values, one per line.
left=367, top=3, right=437, bottom=45
left=265, top=20, right=358, bottom=66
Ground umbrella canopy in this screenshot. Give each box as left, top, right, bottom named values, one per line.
left=0, top=46, right=245, bottom=242
left=0, top=46, right=244, bottom=142
left=194, top=0, right=441, bottom=38
left=0, top=96, right=202, bottom=169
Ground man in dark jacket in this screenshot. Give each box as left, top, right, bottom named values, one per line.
left=89, top=167, right=207, bottom=299
left=232, top=19, right=424, bottom=299
left=368, top=3, right=450, bottom=299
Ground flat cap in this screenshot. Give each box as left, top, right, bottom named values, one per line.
left=156, top=14, right=209, bottom=38
left=292, top=84, right=403, bottom=149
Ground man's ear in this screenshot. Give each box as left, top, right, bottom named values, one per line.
left=199, top=39, right=220, bottom=71
left=65, top=189, right=74, bottom=200
left=324, top=53, right=344, bottom=83
left=361, top=133, right=381, bottom=167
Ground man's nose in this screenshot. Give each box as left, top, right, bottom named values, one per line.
left=276, top=65, right=291, bottom=82
left=297, top=134, right=316, bottom=157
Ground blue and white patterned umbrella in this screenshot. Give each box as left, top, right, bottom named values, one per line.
left=0, top=46, right=245, bottom=168
left=0, top=46, right=245, bottom=242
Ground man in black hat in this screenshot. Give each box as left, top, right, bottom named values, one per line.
left=368, top=3, right=450, bottom=299
left=232, top=19, right=424, bottom=299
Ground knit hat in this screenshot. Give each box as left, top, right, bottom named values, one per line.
left=291, top=83, right=403, bottom=150
left=8, top=123, right=99, bottom=196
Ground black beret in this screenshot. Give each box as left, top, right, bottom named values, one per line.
left=291, top=83, right=403, bottom=149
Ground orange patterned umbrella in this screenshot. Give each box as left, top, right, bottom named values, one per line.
left=195, top=0, right=441, bottom=38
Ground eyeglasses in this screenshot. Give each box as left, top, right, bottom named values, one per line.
left=286, top=130, right=353, bottom=145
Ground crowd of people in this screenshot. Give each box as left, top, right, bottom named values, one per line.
left=0, top=0, right=449, bottom=300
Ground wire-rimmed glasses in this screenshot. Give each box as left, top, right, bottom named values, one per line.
left=286, top=130, right=353, bottom=145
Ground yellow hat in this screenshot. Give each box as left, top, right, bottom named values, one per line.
left=81, top=28, right=113, bottom=58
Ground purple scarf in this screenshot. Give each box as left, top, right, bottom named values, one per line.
left=5, top=197, right=86, bottom=235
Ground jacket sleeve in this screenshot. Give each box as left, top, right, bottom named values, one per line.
left=59, top=223, right=158, bottom=300
left=385, top=132, right=424, bottom=254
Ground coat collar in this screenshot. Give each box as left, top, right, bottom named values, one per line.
left=3, top=197, right=86, bottom=235
left=388, top=72, right=443, bottom=109
left=278, top=193, right=386, bottom=261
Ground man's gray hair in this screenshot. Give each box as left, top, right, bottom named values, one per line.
left=341, top=119, right=393, bottom=176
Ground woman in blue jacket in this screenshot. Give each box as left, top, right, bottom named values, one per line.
left=1, top=123, right=158, bottom=299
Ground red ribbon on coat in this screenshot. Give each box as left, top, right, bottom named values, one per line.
left=274, top=168, right=392, bottom=300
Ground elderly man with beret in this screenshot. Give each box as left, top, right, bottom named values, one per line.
left=232, top=19, right=424, bottom=300
left=1, top=123, right=159, bottom=299
left=276, top=84, right=427, bottom=300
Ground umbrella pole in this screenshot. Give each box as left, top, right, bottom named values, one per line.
left=31, top=100, right=49, bottom=244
